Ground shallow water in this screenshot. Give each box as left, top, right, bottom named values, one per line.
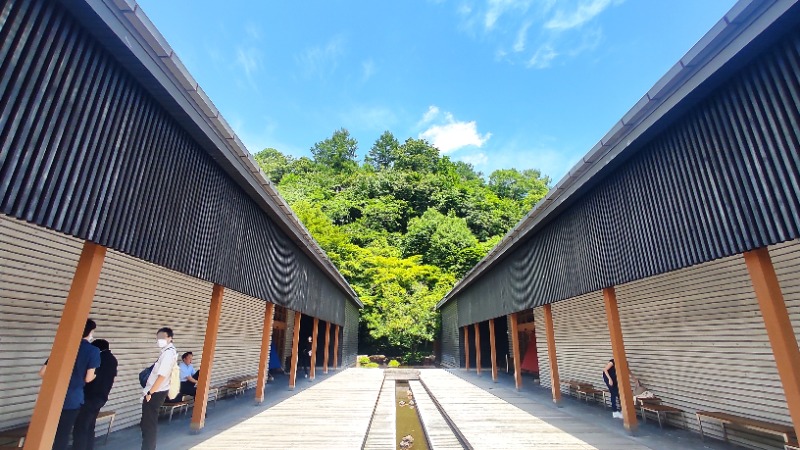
left=395, top=381, right=429, bottom=450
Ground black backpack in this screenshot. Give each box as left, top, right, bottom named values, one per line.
left=139, top=364, right=154, bottom=388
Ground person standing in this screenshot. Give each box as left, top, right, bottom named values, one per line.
left=141, top=327, right=177, bottom=450
left=38, top=319, right=101, bottom=450
left=301, top=336, right=312, bottom=379
left=73, top=339, right=118, bottom=450
left=603, top=358, right=621, bottom=419
left=179, top=352, right=199, bottom=397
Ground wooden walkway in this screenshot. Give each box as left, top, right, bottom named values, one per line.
left=419, top=370, right=651, bottom=450
left=363, top=379, right=396, bottom=449
left=409, top=380, right=462, bottom=449
left=192, top=369, right=384, bottom=449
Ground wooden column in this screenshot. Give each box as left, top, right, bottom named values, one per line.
left=474, top=323, right=482, bottom=376
left=489, top=318, right=498, bottom=382
left=191, top=284, right=224, bottom=431
left=543, top=304, right=562, bottom=405
left=603, top=286, right=637, bottom=433
left=255, top=302, right=275, bottom=404
left=463, top=326, right=471, bottom=370
left=333, top=325, right=339, bottom=370
left=323, top=321, right=331, bottom=374
left=289, top=312, right=301, bottom=389
left=509, top=312, right=522, bottom=390
left=25, top=242, right=106, bottom=449
left=310, top=317, right=319, bottom=380
left=744, top=247, right=800, bottom=437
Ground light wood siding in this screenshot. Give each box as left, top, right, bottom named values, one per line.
left=534, top=240, right=800, bottom=450
left=0, top=216, right=275, bottom=434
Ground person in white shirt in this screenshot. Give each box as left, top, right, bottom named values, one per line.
left=141, top=327, right=177, bottom=450
left=179, top=352, right=200, bottom=397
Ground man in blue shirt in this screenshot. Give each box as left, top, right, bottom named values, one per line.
left=178, top=352, right=199, bottom=397
left=39, top=319, right=102, bottom=450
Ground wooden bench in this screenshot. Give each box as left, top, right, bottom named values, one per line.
left=0, top=424, right=27, bottom=447
left=696, top=411, right=796, bottom=445
left=640, top=403, right=682, bottom=428
left=785, top=439, right=799, bottom=450
left=159, top=400, right=190, bottom=422
left=96, top=410, right=116, bottom=444
left=576, top=385, right=603, bottom=403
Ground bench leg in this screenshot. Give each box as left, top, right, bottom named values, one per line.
left=722, top=423, right=728, bottom=442
left=657, top=412, right=663, bottom=429
left=104, top=415, right=115, bottom=445
left=697, top=415, right=705, bottom=441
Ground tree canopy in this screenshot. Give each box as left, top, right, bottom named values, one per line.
left=254, top=130, right=551, bottom=361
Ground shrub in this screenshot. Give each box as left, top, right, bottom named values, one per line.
left=388, top=360, right=400, bottom=368
left=364, top=362, right=380, bottom=368
left=358, top=356, right=371, bottom=366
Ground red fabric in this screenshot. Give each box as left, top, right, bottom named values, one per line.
left=521, top=332, right=539, bottom=373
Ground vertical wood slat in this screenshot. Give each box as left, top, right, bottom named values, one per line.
left=25, top=241, right=106, bottom=450
left=489, top=318, right=498, bottom=382
left=255, top=302, right=275, bottom=404
left=543, top=304, right=561, bottom=405
left=310, top=317, right=319, bottom=380
left=289, top=312, right=301, bottom=389
left=474, top=323, right=482, bottom=376
left=463, top=327, right=470, bottom=371
left=191, top=284, right=224, bottom=431
left=603, top=286, right=637, bottom=432
left=744, top=247, right=800, bottom=438
left=509, top=313, right=522, bottom=390
left=323, top=321, right=330, bottom=374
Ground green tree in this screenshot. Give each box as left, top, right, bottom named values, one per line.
left=311, top=128, right=358, bottom=171
left=365, top=131, right=399, bottom=170
left=254, top=148, right=294, bottom=183
left=394, top=138, right=439, bottom=173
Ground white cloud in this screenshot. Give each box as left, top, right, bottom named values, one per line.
left=459, top=152, right=489, bottom=166
left=236, top=47, right=261, bottom=78
left=296, top=35, right=346, bottom=79
left=513, top=21, right=532, bottom=53
left=545, top=0, right=614, bottom=31
left=527, top=44, right=558, bottom=69
left=361, top=60, right=376, bottom=82
left=418, top=106, right=491, bottom=153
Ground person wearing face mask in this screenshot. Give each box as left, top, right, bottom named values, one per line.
left=141, top=327, right=177, bottom=450
left=300, top=336, right=312, bottom=379
left=73, top=338, right=118, bottom=450
left=38, top=319, right=101, bottom=450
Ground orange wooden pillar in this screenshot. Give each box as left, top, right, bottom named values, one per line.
left=489, top=318, right=498, bottom=382
left=744, top=247, right=800, bottom=437
left=333, top=325, right=339, bottom=370
left=323, top=321, right=331, bottom=374
left=603, top=286, right=637, bottom=433
left=25, top=242, right=106, bottom=449
left=474, top=323, right=482, bottom=376
left=509, top=312, right=522, bottom=390
left=191, top=284, right=224, bottom=431
left=309, top=317, right=319, bottom=380
left=543, top=304, right=562, bottom=405
left=463, top=326, right=470, bottom=370
left=255, top=302, right=275, bottom=404
left=289, top=312, right=301, bottom=389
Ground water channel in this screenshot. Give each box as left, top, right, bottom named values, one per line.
left=395, top=380, right=429, bottom=450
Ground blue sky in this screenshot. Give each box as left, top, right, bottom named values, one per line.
left=137, top=0, right=737, bottom=182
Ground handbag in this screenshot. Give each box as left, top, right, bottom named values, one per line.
left=139, top=364, right=154, bottom=388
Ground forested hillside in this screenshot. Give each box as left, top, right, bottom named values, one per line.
left=255, top=129, right=550, bottom=361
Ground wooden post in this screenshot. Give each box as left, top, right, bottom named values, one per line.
left=603, top=286, right=637, bottom=433
left=25, top=242, right=106, bottom=449
left=463, top=326, right=471, bottom=370
left=474, top=323, right=482, bottom=376
left=310, top=317, right=319, bottom=380
left=333, top=325, right=339, bottom=370
left=489, top=318, right=498, bottom=382
left=744, top=247, right=800, bottom=438
left=289, top=312, right=301, bottom=389
left=543, top=304, right=562, bottom=405
left=255, top=302, right=275, bottom=404
left=323, top=321, right=331, bottom=374
left=191, top=284, right=225, bottom=431
left=509, top=313, right=522, bottom=390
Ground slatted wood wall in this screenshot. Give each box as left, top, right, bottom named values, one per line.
left=534, top=240, right=800, bottom=449
left=0, top=215, right=277, bottom=434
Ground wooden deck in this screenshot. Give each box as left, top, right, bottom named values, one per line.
left=191, top=369, right=384, bottom=449
left=419, top=370, right=652, bottom=449
left=409, top=380, right=462, bottom=449
left=363, top=379, right=396, bottom=449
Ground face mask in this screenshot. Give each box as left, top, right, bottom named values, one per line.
left=87, top=333, right=95, bottom=342
left=157, top=339, right=168, bottom=348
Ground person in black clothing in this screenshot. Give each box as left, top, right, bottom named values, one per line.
left=603, top=358, right=621, bottom=419
left=301, top=336, right=312, bottom=379
left=73, top=339, right=118, bottom=450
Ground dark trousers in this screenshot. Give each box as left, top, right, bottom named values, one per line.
left=73, top=397, right=106, bottom=450
left=52, top=408, right=79, bottom=450
left=604, top=378, right=619, bottom=412
left=140, top=391, right=168, bottom=450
